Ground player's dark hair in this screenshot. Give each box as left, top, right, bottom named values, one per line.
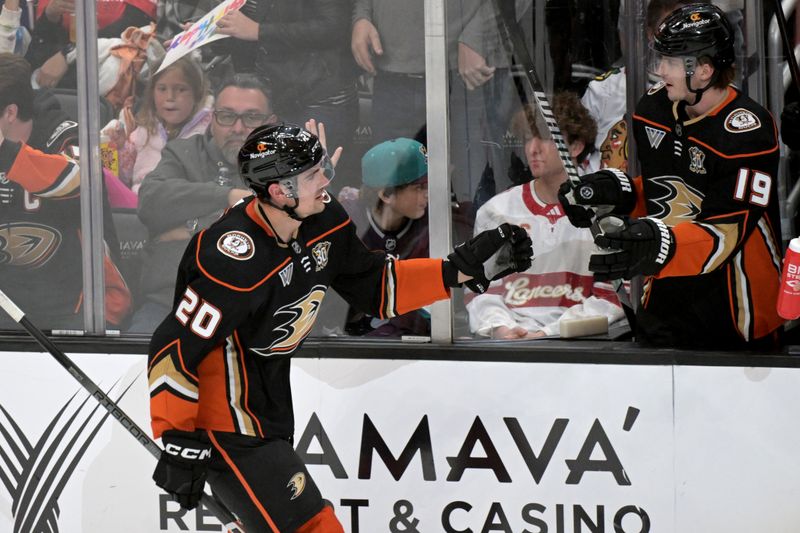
left=511, top=91, right=598, bottom=165
left=214, top=72, right=273, bottom=114
left=0, top=54, right=34, bottom=121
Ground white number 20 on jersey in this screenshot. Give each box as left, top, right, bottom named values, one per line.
left=734, top=168, right=772, bottom=207
left=175, top=287, right=222, bottom=338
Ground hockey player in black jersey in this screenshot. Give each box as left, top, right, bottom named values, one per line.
left=147, top=121, right=532, bottom=532
left=558, top=3, right=782, bottom=349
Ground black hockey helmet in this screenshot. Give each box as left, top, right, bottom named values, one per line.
left=652, top=4, right=734, bottom=68
left=238, top=122, right=324, bottom=198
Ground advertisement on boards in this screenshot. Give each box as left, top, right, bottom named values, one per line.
left=0, top=353, right=798, bottom=532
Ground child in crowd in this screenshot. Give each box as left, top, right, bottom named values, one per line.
left=104, top=55, right=211, bottom=193
left=341, top=138, right=431, bottom=336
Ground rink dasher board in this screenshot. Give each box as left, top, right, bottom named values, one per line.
left=0, top=352, right=796, bottom=533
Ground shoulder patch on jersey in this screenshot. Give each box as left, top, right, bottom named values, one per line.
left=311, top=241, right=330, bottom=271
left=647, top=81, right=666, bottom=95
left=217, top=231, right=255, bottom=260
left=724, top=108, right=761, bottom=133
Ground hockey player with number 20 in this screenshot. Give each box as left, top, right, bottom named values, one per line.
left=559, top=3, right=782, bottom=349
left=147, top=120, right=532, bottom=532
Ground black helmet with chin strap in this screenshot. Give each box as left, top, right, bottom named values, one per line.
left=652, top=3, right=734, bottom=102
left=238, top=122, right=325, bottom=219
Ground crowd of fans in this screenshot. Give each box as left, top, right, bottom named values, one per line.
left=0, top=0, right=791, bottom=350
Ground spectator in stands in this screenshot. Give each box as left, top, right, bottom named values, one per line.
left=342, top=138, right=432, bottom=337
left=581, top=0, right=706, bottom=173
left=102, top=54, right=212, bottom=193
left=25, top=0, right=157, bottom=90
left=131, top=73, right=277, bottom=333
left=467, top=93, right=625, bottom=339
left=0, top=0, right=30, bottom=55
left=0, top=53, right=131, bottom=331
left=213, top=1, right=358, bottom=161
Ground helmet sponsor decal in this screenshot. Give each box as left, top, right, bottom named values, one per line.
left=217, top=231, right=255, bottom=260
left=724, top=108, right=761, bottom=133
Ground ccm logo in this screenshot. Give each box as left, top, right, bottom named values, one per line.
left=165, top=443, right=212, bottom=461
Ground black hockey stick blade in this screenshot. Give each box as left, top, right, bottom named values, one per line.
left=0, top=289, right=246, bottom=533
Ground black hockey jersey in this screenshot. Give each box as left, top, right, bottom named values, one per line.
left=148, top=196, right=450, bottom=439
left=0, top=90, right=130, bottom=330
left=631, top=83, right=783, bottom=348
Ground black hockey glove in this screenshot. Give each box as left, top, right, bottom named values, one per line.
left=153, top=430, right=212, bottom=510
left=589, top=216, right=675, bottom=281
left=557, top=168, right=636, bottom=228
left=781, top=101, right=800, bottom=151
left=442, top=223, right=533, bottom=294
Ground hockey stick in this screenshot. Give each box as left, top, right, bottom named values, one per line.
left=0, top=289, right=246, bottom=533
left=489, top=0, right=581, bottom=190
left=489, top=0, right=632, bottom=314
left=489, top=0, right=617, bottom=224
left=773, top=0, right=800, bottom=92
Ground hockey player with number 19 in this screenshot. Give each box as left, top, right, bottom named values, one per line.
left=147, top=121, right=532, bottom=532
left=559, top=4, right=782, bottom=349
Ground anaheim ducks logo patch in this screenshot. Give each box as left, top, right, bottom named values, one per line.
left=648, top=176, right=705, bottom=225
left=724, top=108, right=761, bottom=133
left=287, top=472, right=306, bottom=500
left=251, top=285, right=326, bottom=357
left=217, top=231, right=255, bottom=260
left=311, top=241, right=330, bottom=271
left=0, top=223, right=62, bottom=268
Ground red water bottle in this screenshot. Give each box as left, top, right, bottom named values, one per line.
left=777, top=237, right=800, bottom=319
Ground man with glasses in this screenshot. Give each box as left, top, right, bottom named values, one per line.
left=133, top=73, right=277, bottom=333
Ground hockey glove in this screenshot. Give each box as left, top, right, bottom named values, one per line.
left=557, top=168, right=636, bottom=228
left=589, top=216, right=675, bottom=281
left=442, top=223, right=533, bottom=293
left=153, top=430, right=212, bottom=510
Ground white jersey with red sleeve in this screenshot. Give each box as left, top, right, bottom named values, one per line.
left=466, top=181, right=625, bottom=337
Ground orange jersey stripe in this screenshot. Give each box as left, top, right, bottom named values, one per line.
left=306, top=218, right=351, bottom=246
left=686, top=136, right=778, bottom=159
left=393, top=258, right=450, bottom=315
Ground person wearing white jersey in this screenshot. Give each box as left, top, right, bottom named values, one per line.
left=467, top=92, right=625, bottom=339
